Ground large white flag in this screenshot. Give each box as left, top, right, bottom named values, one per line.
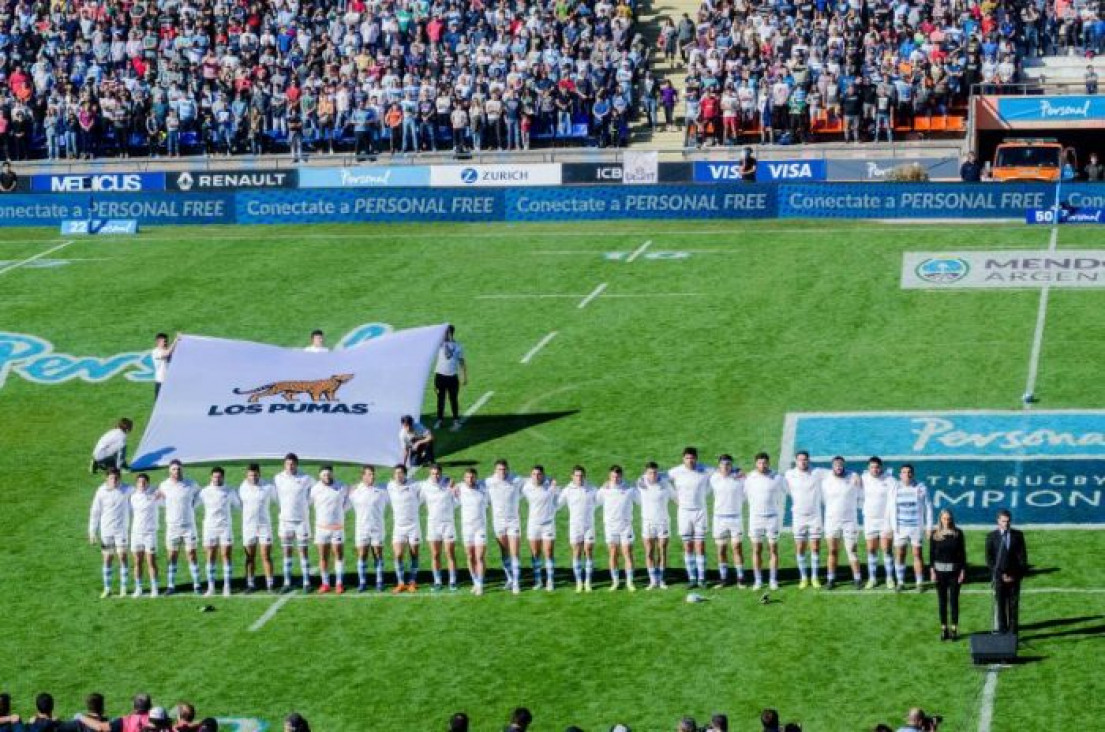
left=131, top=325, right=448, bottom=469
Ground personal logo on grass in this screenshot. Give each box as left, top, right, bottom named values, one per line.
left=902, top=250, right=1105, bottom=289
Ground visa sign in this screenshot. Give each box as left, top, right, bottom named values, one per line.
left=693, top=162, right=745, bottom=182
left=755, top=159, right=826, bottom=182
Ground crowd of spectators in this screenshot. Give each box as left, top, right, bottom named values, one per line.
left=654, top=0, right=1104, bottom=146
left=0, top=0, right=649, bottom=161
left=0, top=694, right=946, bottom=732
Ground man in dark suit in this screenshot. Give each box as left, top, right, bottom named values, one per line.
left=985, top=509, right=1029, bottom=633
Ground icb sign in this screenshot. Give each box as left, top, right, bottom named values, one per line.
left=782, top=410, right=1105, bottom=526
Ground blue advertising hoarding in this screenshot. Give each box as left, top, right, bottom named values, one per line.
left=784, top=410, right=1105, bottom=526
left=996, top=95, right=1105, bottom=123
left=505, top=184, right=775, bottom=221
left=31, top=172, right=166, bottom=193
left=755, top=159, right=827, bottom=182
left=0, top=193, right=232, bottom=226
left=298, top=166, right=431, bottom=188
left=235, top=188, right=502, bottom=224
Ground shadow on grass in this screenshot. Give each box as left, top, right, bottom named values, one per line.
left=429, top=410, right=579, bottom=458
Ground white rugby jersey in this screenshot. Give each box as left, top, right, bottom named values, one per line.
left=239, top=480, right=275, bottom=531
left=887, top=481, right=932, bottom=530
left=667, top=464, right=712, bottom=511
left=350, top=482, right=390, bottom=532
left=275, top=471, right=313, bottom=523
left=485, top=473, right=523, bottom=524
left=821, top=471, right=861, bottom=525
left=422, top=479, right=457, bottom=525
left=129, top=488, right=162, bottom=535
left=159, top=478, right=200, bottom=531
left=522, top=479, right=560, bottom=526
left=310, top=481, right=349, bottom=528
left=458, top=481, right=489, bottom=527
left=637, top=478, right=675, bottom=524
left=861, top=471, right=895, bottom=525
left=200, top=484, right=241, bottom=532
left=90, top=482, right=132, bottom=537
left=709, top=473, right=745, bottom=516
left=92, top=428, right=127, bottom=462
left=784, top=468, right=825, bottom=521
left=558, top=483, right=597, bottom=527
left=597, top=482, right=639, bottom=528
left=744, top=470, right=786, bottom=521
left=387, top=480, right=424, bottom=527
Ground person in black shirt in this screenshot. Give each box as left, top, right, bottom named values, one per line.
left=1085, top=152, right=1103, bottom=181
left=738, top=147, right=757, bottom=181
left=985, top=509, right=1029, bottom=634
left=25, top=693, right=60, bottom=732
left=960, top=152, right=982, bottom=182
left=929, top=509, right=967, bottom=640
left=0, top=162, right=17, bottom=193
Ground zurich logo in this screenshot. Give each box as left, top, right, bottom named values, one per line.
left=460, top=168, right=479, bottom=184
left=177, top=172, right=194, bottom=191
left=916, top=257, right=970, bottom=283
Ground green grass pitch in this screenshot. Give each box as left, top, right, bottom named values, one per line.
left=1, top=220, right=1104, bottom=730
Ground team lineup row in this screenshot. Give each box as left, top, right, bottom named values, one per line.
left=88, top=448, right=936, bottom=598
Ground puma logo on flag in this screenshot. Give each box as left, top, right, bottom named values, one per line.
left=232, top=374, right=355, bottom=403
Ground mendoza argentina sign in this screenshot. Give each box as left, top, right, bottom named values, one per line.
left=131, top=325, right=448, bottom=469
left=902, top=250, right=1105, bottom=289
left=784, top=410, right=1105, bottom=526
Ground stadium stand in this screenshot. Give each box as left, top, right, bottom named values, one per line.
left=0, top=0, right=647, bottom=160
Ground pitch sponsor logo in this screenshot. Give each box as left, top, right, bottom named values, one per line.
left=211, top=374, right=368, bottom=416
left=915, top=257, right=970, bottom=284
left=0, top=323, right=393, bottom=388
left=903, top=250, right=1105, bottom=289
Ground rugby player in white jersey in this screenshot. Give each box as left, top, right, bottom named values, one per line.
left=159, top=460, right=202, bottom=595
left=820, top=456, right=864, bottom=589
left=129, top=473, right=161, bottom=597
left=668, top=447, right=711, bottom=588
left=275, top=453, right=314, bottom=592
left=310, top=466, right=350, bottom=594
left=597, top=466, right=640, bottom=591
left=710, top=455, right=747, bottom=589
left=887, top=464, right=933, bottom=592
left=744, top=452, right=786, bottom=591
left=784, top=451, right=826, bottom=589
left=861, top=456, right=896, bottom=589
left=458, top=467, right=490, bottom=594
left=638, top=462, right=675, bottom=590
left=522, top=465, right=560, bottom=591
left=486, top=459, right=524, bottom=593
left=350, top=466, right=389, bottom=592
left=88, top=467, right=132, bottom=598
left=239, top=463, right=276, bottom=592
left=199, top=467, right=241, bottom=597
left=387, top=464, right=424, bottom=592
left=422, top=464, right=459, bottom=591
left=558, top=466, right=598, bottom=592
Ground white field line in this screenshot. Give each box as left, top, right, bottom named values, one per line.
left=476, top=294, right=579, bottom=300
left=477, top=293, right=703, bottom=300
left=520, top=332, right=558, bottom=364
left=462, top=391, right=494, bottom=419
left=1023, top=198, right=1061, bottom=406
left=977, top=665, right=1001, bottom=732
left=578, top=283, right=607, bottom=309
left=247, top=594, right=292, bottom=631
left=0, top=241, right=75, bottom=276
left=626, top=240, right=652, bottom=262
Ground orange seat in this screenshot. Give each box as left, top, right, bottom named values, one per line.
left=928, top=116, right=947, bottom=131
left=914, top=117, right=931, bottom=131
left=947, top=115, right=966, bottom=132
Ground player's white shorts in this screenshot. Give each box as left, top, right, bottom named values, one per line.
left=642, top=519, right=670, bottom=540
left=527, top=521, right=555, bottom=542
left=569, top=523, right=596, bottom=545
left=712, top=515, right=744, bottom=541
left=278, top=520, right=311, bottom=547
left=678, top=509, right=707, bottom=541
left=493, top=517, right=521, bottom=539
left=462, top=523, right=488, bottom=547
left=893, top=526, right=924, bottom=548
left=315, top=528, right=344, bottom=545
left=392, top=523, right=421, bottom=545
left=864, top=518, right=892, bottom=539
left=427, top=521, right=457, bottom=543
left=100, top=533, right=128, bottom=551
left=791, top=516, right=824, bottom=542
left=165, top=526, right=198, bottom=551
left=355, top=528, right=386, bottom=548
left=748, top=516, right=781, bottom=543
left=604, top=524, right=635, bottom=546
left=242, top=523, right=273, bottom=547
left=203, top=525, right=234, bottom=548
left=130, top=532, right=157, bottom=553
left=824, top=519, right=859, bottom=544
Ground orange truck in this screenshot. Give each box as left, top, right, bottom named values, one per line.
left=990, top=138, right=1076, bottom=182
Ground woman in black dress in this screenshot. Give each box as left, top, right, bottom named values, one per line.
left=929, top=509, right=968, bottom=641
